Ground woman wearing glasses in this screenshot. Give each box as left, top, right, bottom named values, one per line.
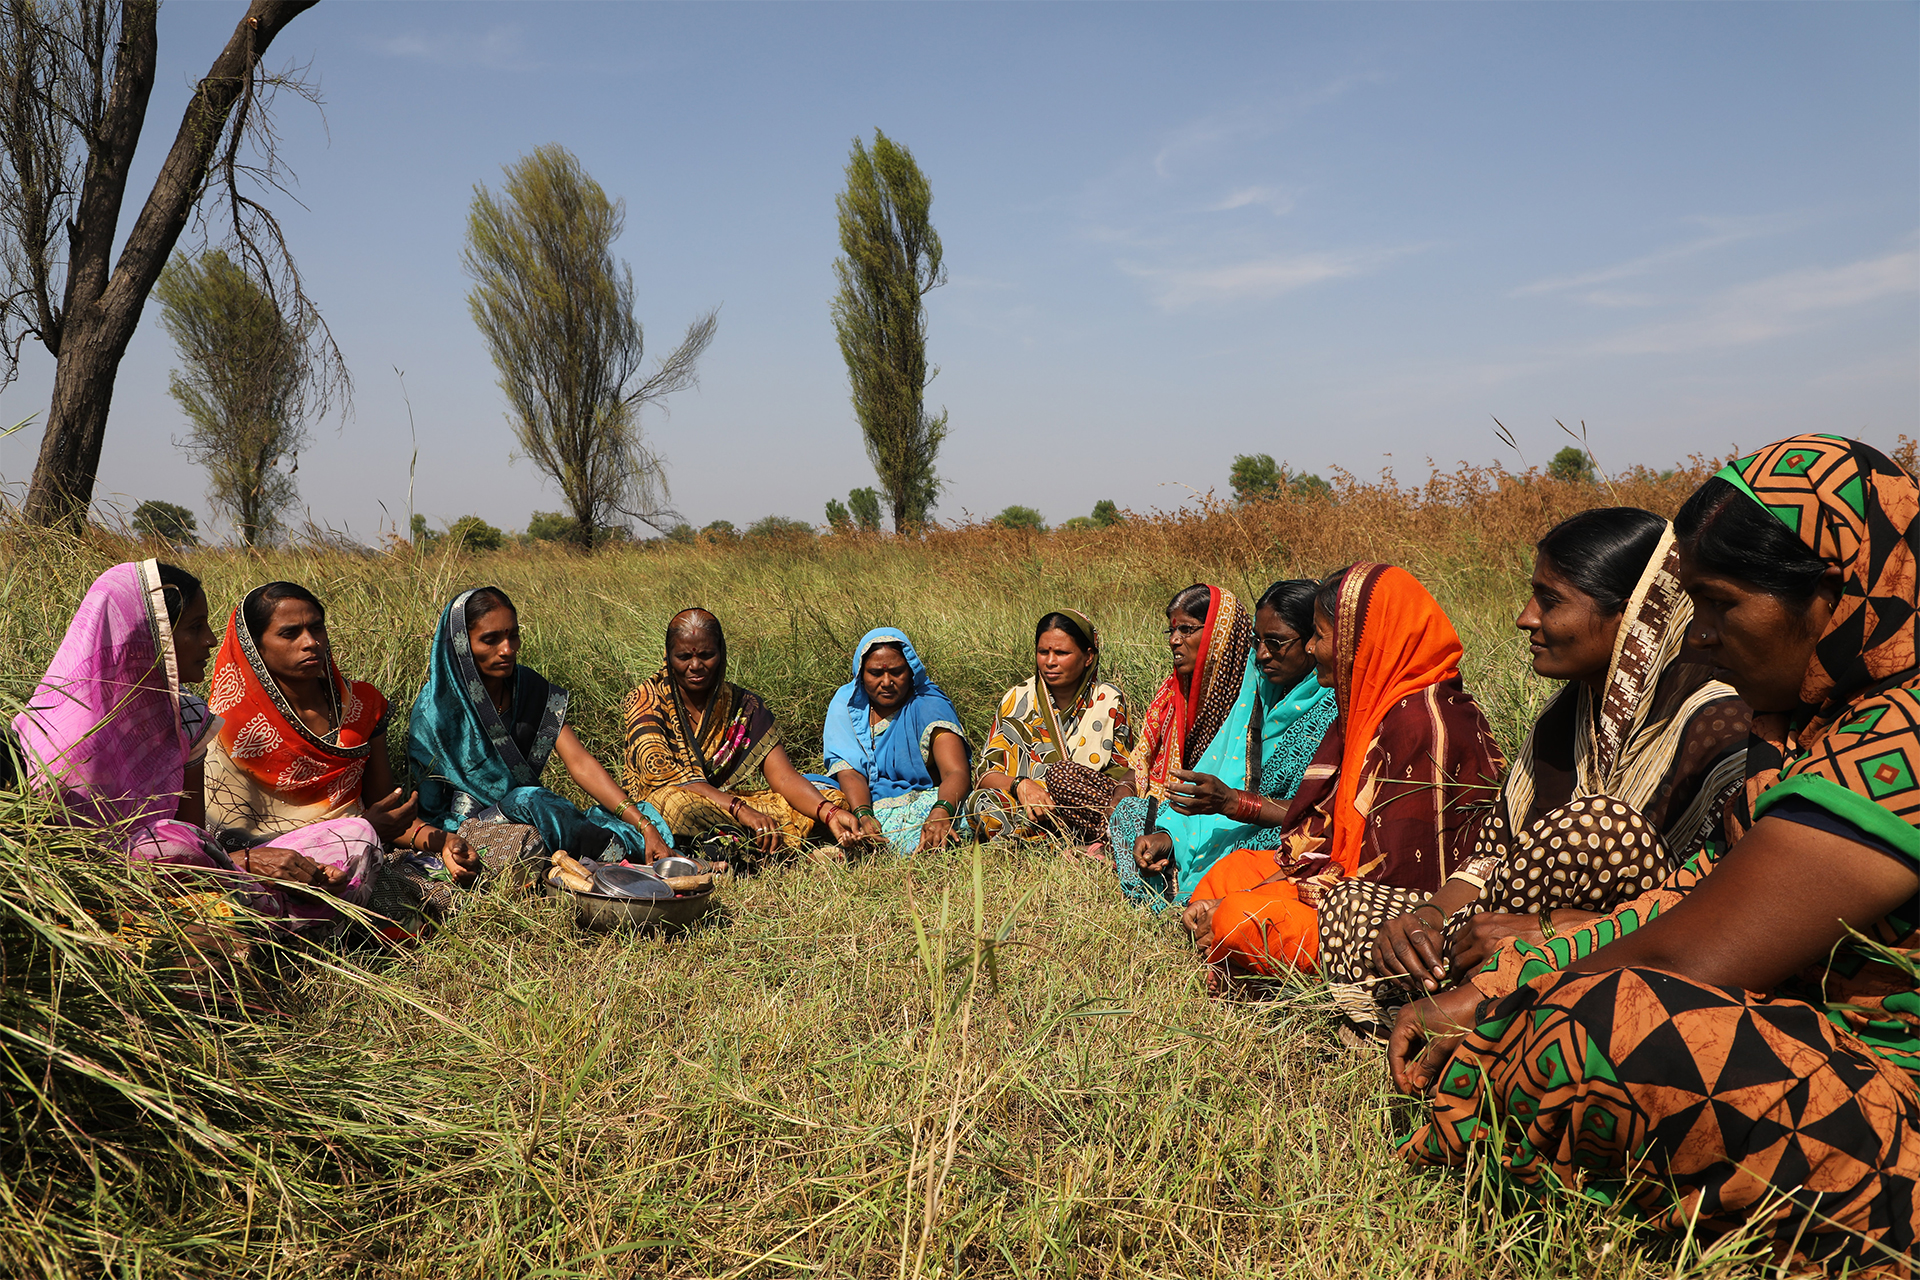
left=1181, top=563, right=1505, bottom=978
left=1109, top=581, right=1338, bottom=908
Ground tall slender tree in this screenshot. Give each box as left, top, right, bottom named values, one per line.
left=464, top=143, right=716, bottom=548
left=154, top=250, right=309, bottom=545
left=831, top=130, right=947, bottom=532
left=2, top=0, right=341, bottom=529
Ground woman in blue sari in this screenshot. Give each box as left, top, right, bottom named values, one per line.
left=807, top=628, right=971, bottom=855
left=1113, top=580, right=1338, bottom=909
left=408, top=587, right=674, bottom=880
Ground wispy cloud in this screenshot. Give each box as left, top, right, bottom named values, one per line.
left=1511, top=214, right=1796, bottom=299
left=1125, top=245, right=1421, bottom=309
left=1149, top=73, right=1381, bottom=178
left=1210, top=185, right=1295, bottom=216
left=1590, top=247, right=1918, bottom=355
left=367, top=26, right=536, bottom=71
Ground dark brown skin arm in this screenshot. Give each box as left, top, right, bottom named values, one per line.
left=763, top=743, right=861, bottom=845
left=916, top=729, right=972, bottom=853
left=554, top=726, right=672, bottom=860
left=1388, top=817, right=1920, bottom=1094
left=1561, top=818, right=1918, bottom=988
left=833, top=769, right=883, bottom=839
left=178, top=758, right=205, bottom=826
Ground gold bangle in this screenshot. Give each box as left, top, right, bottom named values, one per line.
left=1538, top=911, right=1558, bottom=941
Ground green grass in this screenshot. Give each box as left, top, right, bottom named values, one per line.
left=0, top=493, right=1808, bottom=1277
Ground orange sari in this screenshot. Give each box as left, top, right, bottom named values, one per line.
left=1196, top=564, right=1503, bottom=973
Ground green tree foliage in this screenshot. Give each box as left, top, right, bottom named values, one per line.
left=464, top=144, right=717, bottom=549
left=993, top=505, right=1047, bottom=532
left=1060, top=516, right=1096, bottom=532
left=665, top=522, right=697, bottom=545
left=747, top=515, right=815, bottom=541
left=824, top=498, right=852, bottom=532
left=1091, top=499, right=1122, bottom=527
left=831, top=130, right=947, bottom=532
left=702, top=520, right=738, bottom=544
left=153, top=251, right=311, bottom=547
left=527, top=510, right=583, bottom=545
left=131, top=499, right=197, bottom=546
left=410, top=513, right=436, bottom=547
left=847, top=486, right=884, bottom=533
left=1230, top=453, right=1330, bottom=503
left=1548, top=445, right=1597, bottom=484
left=445, top=515, right=505, bottom=552
left=1230, top=453, right=1282, bottom=503
left=4, top=0, right=336, bottom=530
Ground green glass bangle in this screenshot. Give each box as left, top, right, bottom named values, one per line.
left=930, top=798, right=960, bottom=819
left=854, top=805, right=876, bottom=818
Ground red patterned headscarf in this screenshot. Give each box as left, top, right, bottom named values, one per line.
left=1714, top=436, right=1920, bottom=841
left=207, top=587, right=389, bottom=812
left=1126, top=586, right=1254, bottom=799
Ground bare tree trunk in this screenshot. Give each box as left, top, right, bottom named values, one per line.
left=21, top=0, right=317, bottom=529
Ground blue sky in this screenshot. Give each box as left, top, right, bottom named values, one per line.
left=2, top=1, right=1915, bottom=542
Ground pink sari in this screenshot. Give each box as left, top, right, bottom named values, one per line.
left=10, top=561, right=375, bottom=930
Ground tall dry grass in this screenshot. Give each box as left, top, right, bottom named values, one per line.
left=0, top=457, right=1832, bottom=1277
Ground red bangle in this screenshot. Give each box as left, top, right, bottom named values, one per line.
left=1231, top=791, right=1264, bottom=823
left=816, top=798, right=838, bottom=826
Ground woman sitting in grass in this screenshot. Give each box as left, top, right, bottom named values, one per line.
left=621, top=608, right=863, bottom=861
left=1392, top=435, right=1920, bottom=1270
left=12, top=561, right=377, bottom=933
left=203, top=582, right=479, bottom=923
left=805, top=628, right=971, bottom=856
left=1109, top=582, right=1339, bottom=908
left=1181, top=564, right=1504, bottom=976
left=1320, top=509, right=1749, bottom=1019
left=970, top=609, right=1135, bottom=846
left=407, top=587, right=673, bottom=892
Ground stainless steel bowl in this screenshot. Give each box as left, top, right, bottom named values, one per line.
left=543, top=871, right=716, bottom=931
left=651, top=855, right=705, bottom=879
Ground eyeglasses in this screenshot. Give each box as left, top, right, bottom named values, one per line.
left=1256, top=635, right=1301, bottom=654
left=1164, top=623, right=1204, bottom=640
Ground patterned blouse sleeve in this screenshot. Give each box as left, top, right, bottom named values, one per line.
left=1101, top=687, right=1135, bottom=780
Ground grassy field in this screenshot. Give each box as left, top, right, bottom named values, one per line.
left=0, top=461, right=1820, bottom=1278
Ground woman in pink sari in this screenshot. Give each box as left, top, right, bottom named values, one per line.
left=10, top=560, right=377, bottom=932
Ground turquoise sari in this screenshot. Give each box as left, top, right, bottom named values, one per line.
left=1112, top=659, right=1336, bottom=910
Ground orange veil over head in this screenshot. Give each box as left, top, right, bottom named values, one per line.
left=1323, top=563, right=1465, bottom=875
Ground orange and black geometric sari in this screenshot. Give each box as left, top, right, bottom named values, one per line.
left=1402, top=435, right=1920, bottom=1273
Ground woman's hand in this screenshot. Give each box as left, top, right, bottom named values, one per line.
left=735, top=804, right=781, bottom=856
left=241, top=845, right=349, bottom=894
left=1372, top=904, right=1452, bottom=992
left=1014, top=778, right=1053, bottom=820
left=1387, top=983, right=1486, bottom=1095
left=1449, top=912, right=1544, bottom=974
left=637, top=818, right=673, bottom=864
left=1133, top=829, right=1173, bottom=875
left=364, top=786, right=420, bottom=842
left=1166, top=769, right=1234, bottom=817
left=916, top=807, right=956, bottom=855
left=826, top=806, right=864, bottom=847
left=438, top=832, right=480, bottom=885
left=858, top=812, right=885, bottom=840
left=1181, top=895, right=1222, bottom=941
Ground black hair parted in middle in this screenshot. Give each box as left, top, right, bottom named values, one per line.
left=243, top=581, right=324, bottom=643
left=1255, top=579, right=1318, bottom=638
left=1033, top=611, right=1094, bottom=651
left=1166, top=583, right=1211, bottom=620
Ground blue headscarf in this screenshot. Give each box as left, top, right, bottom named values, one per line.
left=408, top=588, right=568, bottom=831
left=809, top=627, right=969, bottom=799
